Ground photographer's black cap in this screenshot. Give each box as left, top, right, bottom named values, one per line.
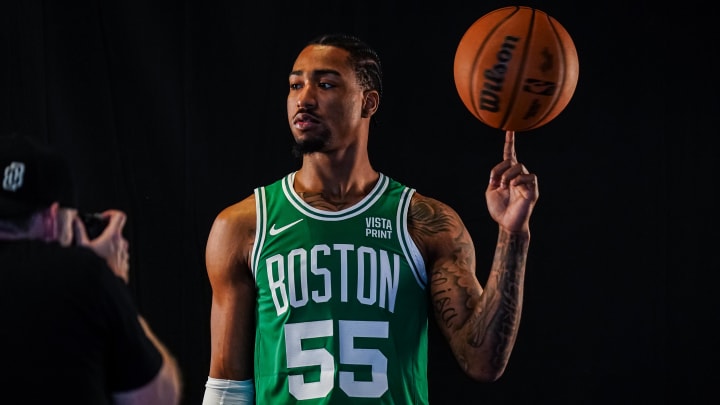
left=0, top=133, right=77, bottom=218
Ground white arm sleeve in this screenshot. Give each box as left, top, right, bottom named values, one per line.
left=202, top=377, right=255, bottom=405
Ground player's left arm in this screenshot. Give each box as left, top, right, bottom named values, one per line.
left=425, top=130, right=538, bottom=381
left=410, top=190, right=530, bottom=383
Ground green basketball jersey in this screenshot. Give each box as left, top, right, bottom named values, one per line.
left=251, top=172, right=429, bottom=404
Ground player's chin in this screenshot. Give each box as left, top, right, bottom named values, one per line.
left=292, top=136, right=327, bottom=156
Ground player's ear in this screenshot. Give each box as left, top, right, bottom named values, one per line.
left=361, top=91, right=379, bottom=118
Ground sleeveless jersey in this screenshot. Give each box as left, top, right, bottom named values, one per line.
left=251, top=172, right=429, bottom=404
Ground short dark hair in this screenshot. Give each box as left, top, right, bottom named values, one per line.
left=307, top=33, right=383, bottom=100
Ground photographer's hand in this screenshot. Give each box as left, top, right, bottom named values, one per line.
left=74, top=209, right=130, bottom=283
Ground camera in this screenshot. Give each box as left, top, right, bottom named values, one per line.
left=80, top=212, right=109, bottom=239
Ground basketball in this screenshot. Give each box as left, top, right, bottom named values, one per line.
left=453, top=6, right=579, bottom=131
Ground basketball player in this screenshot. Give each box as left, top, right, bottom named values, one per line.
left=202, top=33, right=539, bottom=404
left=0, top=133, right=183, bottom=404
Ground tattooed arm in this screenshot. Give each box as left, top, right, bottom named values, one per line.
left=410, top=130, right=539, bottom=382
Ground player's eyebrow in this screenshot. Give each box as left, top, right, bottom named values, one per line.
left=289, top=69, right=342, bottom=78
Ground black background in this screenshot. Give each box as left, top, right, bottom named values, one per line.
left=2, top=1, right=715, bottom=403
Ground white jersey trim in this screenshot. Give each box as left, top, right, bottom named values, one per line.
left=397, top=187, right=427, bottom=288
left=251, top=187, right=267, bottom=279
left=282, top=172, right=389, bottom=221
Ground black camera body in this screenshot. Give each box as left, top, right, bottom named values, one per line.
left=80, top=212, right=109, bottom=239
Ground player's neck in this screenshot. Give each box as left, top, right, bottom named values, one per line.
left=293, top=162, right=379, bottom=211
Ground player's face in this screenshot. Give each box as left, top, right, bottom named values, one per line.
left=287, top=45, right=366, bottom=155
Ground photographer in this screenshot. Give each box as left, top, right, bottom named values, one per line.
left=0, top=132, right=182, bottom=404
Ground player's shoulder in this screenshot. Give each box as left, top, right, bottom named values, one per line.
left=215, top=193, right=256, bottom=225
left=408, top=190, right=465, bottom=236
left=410, top=191, right=459, bottom=215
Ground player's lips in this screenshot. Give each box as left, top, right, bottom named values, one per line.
left=293, top=113, right=319, bottom=130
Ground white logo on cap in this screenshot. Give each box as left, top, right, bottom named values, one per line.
left=2, top=162, right=26, bottom=192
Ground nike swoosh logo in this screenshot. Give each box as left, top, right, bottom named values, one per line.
left=269, top=218, right=304, bottom=236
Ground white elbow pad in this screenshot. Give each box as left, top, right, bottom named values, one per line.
left=202, top=377, right=254, bottom=405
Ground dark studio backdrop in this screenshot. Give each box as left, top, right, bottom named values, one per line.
left=1, top=0, right=715, bottom=403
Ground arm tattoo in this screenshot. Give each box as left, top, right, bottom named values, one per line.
left=413, top=194, right=529, bottom=374
left=412, top=197, right=475, bottom=330
left=429, top=233, right=477, bottom=329
left=409, top=198, right=453, bottom=237
left=431, top=270, right=460, bottom=328
left=473, top=230, right=527, bottom=369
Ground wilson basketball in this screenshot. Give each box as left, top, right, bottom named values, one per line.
left=453, top=6, right=579, bottom=131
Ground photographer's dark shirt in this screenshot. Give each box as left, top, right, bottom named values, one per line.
left=0, top=240, right=162, bottom=404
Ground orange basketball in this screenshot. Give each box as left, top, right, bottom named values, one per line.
left=453, top=6, right=579, bottom=131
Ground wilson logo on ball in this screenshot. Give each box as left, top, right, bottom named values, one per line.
left=454, top=6, right=579, bottom=131
left=479, top=35, right=520, bottom=113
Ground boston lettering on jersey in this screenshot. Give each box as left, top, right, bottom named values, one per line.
left=263, top=243, right=400, bottom=316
